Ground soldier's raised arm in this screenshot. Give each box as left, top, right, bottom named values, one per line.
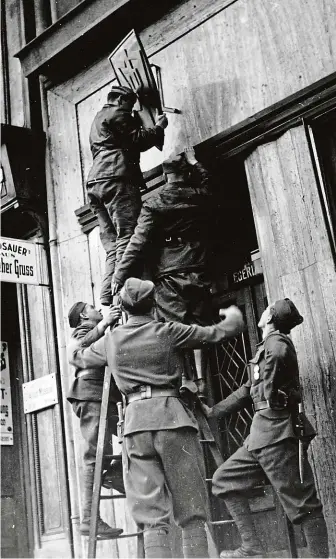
left=167, top=305, right=245, bottom=349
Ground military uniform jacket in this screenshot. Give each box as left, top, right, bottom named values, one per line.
left=114, top=163, right=212, bottom=285
left=69, top=315, right=234, bottom=436
left=87, top=104, right=164, bottom=184
left=212, top=331, right=301, bottom=451
left=67, top=321, right=121, bottom=403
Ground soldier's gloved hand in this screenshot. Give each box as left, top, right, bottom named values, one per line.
left=184, top=147, right=198, bottom=166
left=219, top=305, right=245, bottom=337
left=102, top=306, right=122, bottom=327
left=155, top=113, right=168, bottom=129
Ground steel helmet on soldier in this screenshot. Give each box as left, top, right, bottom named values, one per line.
left=270, top=298, right=303, bottom=333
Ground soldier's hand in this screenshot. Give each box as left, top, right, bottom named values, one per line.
left=155, top=113, right=168, bottom=129
left=103, top=306, right=122, bottom=327
left=200, top=402, right=214, bottom=418
left=219, top=305, right=245, bottom=337
left=184, top=147, right=198, bottom=165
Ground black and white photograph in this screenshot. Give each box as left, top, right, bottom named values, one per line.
left=1, top=1, right=336, bottom=558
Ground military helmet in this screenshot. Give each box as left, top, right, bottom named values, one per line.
left=270, top=298, right=303, bottom=333
left=162, top=153, right=190, bottom=175
left=108, top=85, right=137, bottom=103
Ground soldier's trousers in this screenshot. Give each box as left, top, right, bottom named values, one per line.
left=72, top=400, right=118, bottom=468
left=72, top=400, right=118, bottom=518
left=155, top=272, right=213, bottom=325
left=87, top=178, right=141, bottom=305
left=123, top=427, right=209, bottom=530
left=212, top=438, right=323, bottom=524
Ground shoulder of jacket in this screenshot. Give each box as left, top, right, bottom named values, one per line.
left=264, top=331, right=293, bottom=354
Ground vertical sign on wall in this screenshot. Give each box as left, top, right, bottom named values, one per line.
left=0, top=342, right=14, bottom=445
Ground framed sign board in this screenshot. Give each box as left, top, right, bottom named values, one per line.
left=109, top=30, right=163, bottom=150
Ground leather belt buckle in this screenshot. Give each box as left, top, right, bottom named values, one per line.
left=140, top=386, right=151, bottom=399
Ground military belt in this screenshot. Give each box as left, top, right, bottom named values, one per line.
left=76, top=370, right=102, bottom=380
left=125, top=386, right=179, bottom=404
left=163, top=235, right=199, bottom=245
left=253, top=401, right=270, bottom=411
left=253, top=399, right=288, bottom=412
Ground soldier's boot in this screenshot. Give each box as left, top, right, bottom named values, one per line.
left=219, top=493, right=263, bottom=558
left=80, top=465, right=123, bottom=538
left=182, top=520, right=209, bottom=558
left=143, top=528, right=172, bottom=558
left=302, top=513, right=329, bottom=558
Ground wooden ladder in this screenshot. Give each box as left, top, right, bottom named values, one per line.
left=87, top=362, right=144, bottom=558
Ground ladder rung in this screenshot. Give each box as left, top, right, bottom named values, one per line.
left=99, top=494, right=126, bottom=500
left=104, top=454, right=122, bottom=460
left=116, top=531, right=144, bottom=540
left=199, top=439, right=214, bottom=443
left=205, top=478, right=212, bottom=482
left=93, top=530, right=144, bottom=541
left=210, top=520, right=234, bottom=526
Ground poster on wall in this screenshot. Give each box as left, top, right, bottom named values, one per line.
left=0, top=342, right=14, bottom=446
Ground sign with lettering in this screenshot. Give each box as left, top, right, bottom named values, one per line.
left=109, top=30, right=163, bottom=149
left=0, top=236, right=47, bottom=286
left=22, top=373, right=58, bottom=414
left=1, top=342, right=14, bottom=445
left=232, top=262, right=256, bottom=284
left=231, top=253, right=263, bottom=287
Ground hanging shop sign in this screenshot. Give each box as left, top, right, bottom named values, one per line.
left=22, top=373, right=58, bottom=414
left=0, top=236, right=48, bottom=286
left=1, top=342, right=14, bottom=446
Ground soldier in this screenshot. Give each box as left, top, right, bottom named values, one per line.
left=67, top=302, right=124, bottom=538
left=68, top=277, right=245, bottom=558
left=112, top=148, right=213, bottom=325
left=86, top=85, right=168, bottom=310
left=111, top=148, right=214, bottom=394
left=202, top=298, right=329, bottom=558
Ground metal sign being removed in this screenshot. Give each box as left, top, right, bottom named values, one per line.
left=0, top=236, right=47, bottom=286
left=109, top=30, right=163, bottom=149
left=22, top=373, right=58, bottom=414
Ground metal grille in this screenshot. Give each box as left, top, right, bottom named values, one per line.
left=211, top=331, right=253, bottom=455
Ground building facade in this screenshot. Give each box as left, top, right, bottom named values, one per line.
left=1, top=0, right=336, bottom=557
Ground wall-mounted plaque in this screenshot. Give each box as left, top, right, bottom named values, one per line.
left=22, top=373, right=58, bottom=414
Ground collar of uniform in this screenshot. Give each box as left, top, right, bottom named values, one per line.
left=260, top=329, right=290, bottom=345
left=126, top=314, right=154, bottom=326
